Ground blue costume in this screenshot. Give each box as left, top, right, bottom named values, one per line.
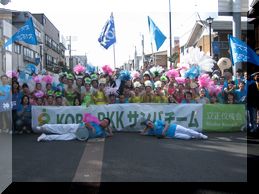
left=154, top=120, right=177, bottom=138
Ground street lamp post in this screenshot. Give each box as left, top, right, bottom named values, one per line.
left=206, top=16, right=214, bottom=56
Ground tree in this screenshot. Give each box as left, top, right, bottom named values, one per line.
left=168, top=52, right=179, bottom=68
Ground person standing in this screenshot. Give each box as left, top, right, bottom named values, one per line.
left=247, top=72, right=259, bottom=133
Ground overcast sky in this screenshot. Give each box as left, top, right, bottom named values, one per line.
left=1, top=0, right=250, bottom=68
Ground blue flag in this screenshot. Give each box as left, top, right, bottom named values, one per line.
left=98, top=13, right=116, bottom=49
left=4, top=17, right=37, bottom=48
left=228, top=35, right=259, bottom=66
left=148, top=16, right=167, bottom=51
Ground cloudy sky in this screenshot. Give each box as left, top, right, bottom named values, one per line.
left=1, top=0, right=248, bottom=67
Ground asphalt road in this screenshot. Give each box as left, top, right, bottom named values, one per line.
left=1, top=131, right=256, bottom=193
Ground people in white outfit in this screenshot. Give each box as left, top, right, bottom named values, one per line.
left=36, top=118, right=113, bottom=142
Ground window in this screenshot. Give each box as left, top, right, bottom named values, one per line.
left=23, top=47, right=34, bottom=59
left=53, top=58, right=57, bottom=65
left=14, top=44, right=21, bottom=54
left=4, top=38, right=12, bottom=52
left=45, top=35, right=52, bottom=47
left=35, top=28, right=42, bottom=42
left=52, top=41, right=58, bottom=51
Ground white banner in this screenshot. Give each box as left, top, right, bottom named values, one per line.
left=32, top=103, right=203, bottom=131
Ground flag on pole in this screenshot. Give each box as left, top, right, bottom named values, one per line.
left=4, top=17, right=37, bottom=48
left=148, top=16, right=167, bottom=51
left=228, top=34, right=259, bottom=66
left=98, top=13, right=116, bottom=49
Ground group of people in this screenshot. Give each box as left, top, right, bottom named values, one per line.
left=0, top=54, right=257, bottom=135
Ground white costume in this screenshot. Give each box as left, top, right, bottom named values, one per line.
left=37, top=124, right=80, bottom=141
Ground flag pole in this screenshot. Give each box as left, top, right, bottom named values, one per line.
left=113, top=44, right=116, bottom=68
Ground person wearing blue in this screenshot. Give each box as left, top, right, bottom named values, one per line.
left=0, top=74, right=11, bottom=132
left=36, top=117, right=113, bottom=142
left=16, top=95, right=32, bottom=133
left=141, top=119, right=208, bottom=140
left=235, top=81, right=246, bottom=104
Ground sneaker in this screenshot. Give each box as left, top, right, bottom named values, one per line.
left=36, top=126, right=42, bottom=131
left=37, top=133, right=47, bottom=142
left=201, top=134, right=208, bottom=139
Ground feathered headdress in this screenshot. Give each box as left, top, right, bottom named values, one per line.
left=150, top=66, right=164, bottom=77
left=47, top=90, right=55, bottom=96
left=33, top=75, right=42, bottom=83
left=42, top=75, right=53, bottom=84
left=90, top=73, right=98, bottom=81
left=133, top=81, right=142, bottom=88
left=181, top=47, right=215, bottom=73
left=175, top=77, right=186, bottom=84
left=55, top=90, right=63, bottom=97
left=154, top=81, right=162, bottom=88
left=73, top=64, right=86, bottom=75
left=99, top=78, right=107, bottom=85
left=119, top=70, right=131, bottom=81
left=66, top=73, right=75, bottom=80
left=160, top=75, right=168, bottom=82
left=6, top=70, right=19, bottom=78
left=104, top=87, right=119, bottom=97
left=208, top=84, right=223, bottom=97
left=166, top=69, right=179, bottom=78
left=184, top=65, right=201, bottom=79
left=132, top=71, right=140, bottom=81
left=198, top=74, right=213, bottom=88
left=102, top=65, right=113, bottom=76
left=84, top=77, right=92, bottom=85
left=34, top=90, right=44, bottom=98
left=144, top=80, right=153, bottom=88
left=83, top=113, right=100, bottom=124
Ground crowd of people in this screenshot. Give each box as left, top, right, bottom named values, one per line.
left=1, top=47, right=257, bottom=134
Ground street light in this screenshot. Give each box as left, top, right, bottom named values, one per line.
left=206, top=16, right=214, bottom=56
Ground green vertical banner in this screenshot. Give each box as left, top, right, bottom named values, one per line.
left=203, top=104, right=246, bottom=132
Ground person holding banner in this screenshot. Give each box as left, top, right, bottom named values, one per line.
left=141, top=119, right=208, bottom=140
left=36, top=116, right=113, bottom=142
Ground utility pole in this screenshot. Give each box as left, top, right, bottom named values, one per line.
left=68, top=36, right=72, bottom=70
left=232, top=0, right=242, bottom=75
left=169, top=0, right=172, bottom=69
left=142, top=34, right=145, bottom=69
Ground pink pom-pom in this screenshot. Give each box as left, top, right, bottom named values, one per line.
left=42, top=75, right=53, bottom=84
left=102, top=65, right=113, bottom=76
left=208, top=84, right=222, bottom=96
left=198, top=74, right=211, bottom=88
left=6, top=71, right=19, bottom=78
left=33, top=75, right=41, bottom=83
left=175, top=77, right=186, bottom=84
left=73, top=64, right=86, bottom=75
left=132, top=71, right=140, bottom=80
left=83, top=113, right=100, bottom=124
left=34, top=90, right=44, bottom=98
left=166, top=69, right=179, bottom=78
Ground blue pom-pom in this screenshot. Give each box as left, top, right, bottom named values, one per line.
left=119, top=70, right=131, bottom=81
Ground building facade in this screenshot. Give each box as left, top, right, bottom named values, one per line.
left=0, top=9, right=66, bottom=76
